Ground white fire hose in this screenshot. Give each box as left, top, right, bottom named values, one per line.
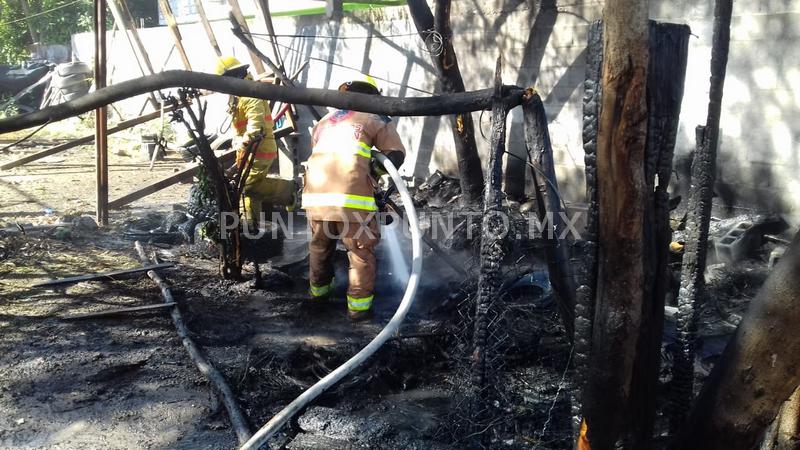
left=239, top=152, right=423, bottom=450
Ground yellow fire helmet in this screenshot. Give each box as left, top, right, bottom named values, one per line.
left=338, top=74, right=381, bottom=95
left=215, top=56, right=249, bottom=78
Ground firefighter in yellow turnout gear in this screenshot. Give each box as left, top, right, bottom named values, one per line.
left=303, top=76, right=406, bottom=321
left=214, top=56, right=278, bottom=228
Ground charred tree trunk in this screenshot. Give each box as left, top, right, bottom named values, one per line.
left=470, top=57, right=510, bottom=440
left=671, top=0, right=733, bottom=430
left=577, top=21, right=690, bottom=447
left=672, top=231, right=800, bottom=450
left=628, top=21, right=691, bottom=448
left=170, top=89, right=242, bottom=279
left=581, top=0, right=649, bottom=448
left=408, top=0, right=483, bottom=205
left=521, top=91, right=575, bottom=338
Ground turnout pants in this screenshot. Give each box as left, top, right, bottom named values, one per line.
left=240, top=159, right=274, bottom=225
left=309, top=219, right=379, bottom=311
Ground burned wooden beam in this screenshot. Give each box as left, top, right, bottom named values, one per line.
left=581, top=0, right=650, bottom=447
left=671, top=0, right=733, bottom=431
left=576, top=20, right=691, bottom=446
left=521, top=90, right=575, bottom=338
left=672, top=231, right=800, bottom=450
left=0, top=71, right=527, bottom=134
left=32, top=262, right=175, bottom=287
left=254, top=0, right=284, bottom=70
left=106, top=0, right=159, bottom=110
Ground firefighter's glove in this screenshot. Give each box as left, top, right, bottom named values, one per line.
left=370, top=150, right=405, bottom=178
left=375, top=191, right=388, bottom=210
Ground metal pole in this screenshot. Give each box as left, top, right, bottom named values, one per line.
left=94, top=0, right=108, bottom=225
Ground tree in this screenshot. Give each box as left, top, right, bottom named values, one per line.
left=0, top=0, right=31, bottom=64
left=407, top=0, right=484, bottom=205
left=0, top=0, right=92, bottom=64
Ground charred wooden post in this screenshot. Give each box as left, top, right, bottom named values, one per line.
left=575, top=21, right=690, bottom=445
left=0, top=71, right=527, bottom=134
left=521, top=90, right=575, bottom=338
left=629, top=21, right=691, bottom=447
left=573, top=21, right=603, bottom=425
left=671, top=0, right=733, bottom=431
left=672, top=231, right=800, bottom=450
left=408, top=0, right=484, bottom=205
left=470, top=57, right=511, bottom=435
left=580, top=0, right=650, bottom=447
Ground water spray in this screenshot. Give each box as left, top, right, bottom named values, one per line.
left=239, top=151, right=423, bottom=450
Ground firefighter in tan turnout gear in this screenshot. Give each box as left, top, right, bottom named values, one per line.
left=303, top=76, right=406, bottom=321
left=214, top=56, right=279, bottom=228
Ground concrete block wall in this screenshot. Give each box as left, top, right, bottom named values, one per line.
left=72, top=0, right=800, bottom=221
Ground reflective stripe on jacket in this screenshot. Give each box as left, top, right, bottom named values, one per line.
left=232, top=96, right=277, bottom=162
left=303, top=109, right=406, bottom=222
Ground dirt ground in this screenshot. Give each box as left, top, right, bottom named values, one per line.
left=0, top=115, right=191, bottom=226
left=0, top=125, right=781, bottom=449
left=0, top=221, right=478, bottom=449
left=0, top=189, right=575, bottom=450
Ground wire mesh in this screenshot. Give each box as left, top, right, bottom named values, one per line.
left=435, top=210, right=577, bottom=449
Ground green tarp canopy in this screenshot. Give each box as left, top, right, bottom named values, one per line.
left=272, top=1, right=407, bottom=17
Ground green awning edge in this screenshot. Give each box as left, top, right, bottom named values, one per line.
left=272, top=1, right=407, bottom=17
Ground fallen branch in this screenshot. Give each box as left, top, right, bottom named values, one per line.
left=32, top=262, right=174, bottom=288
left=0, top=71, right=527, bottom=134
left=134, top=241, right=251, bottom=445
left=60, top=302, right=177, bottom=320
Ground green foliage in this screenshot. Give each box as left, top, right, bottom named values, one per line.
left=28, top=0, right=93, bottom=46
left=0, top=0, right=31, bottom=64
left=0, top=0, right=92, bottom=65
